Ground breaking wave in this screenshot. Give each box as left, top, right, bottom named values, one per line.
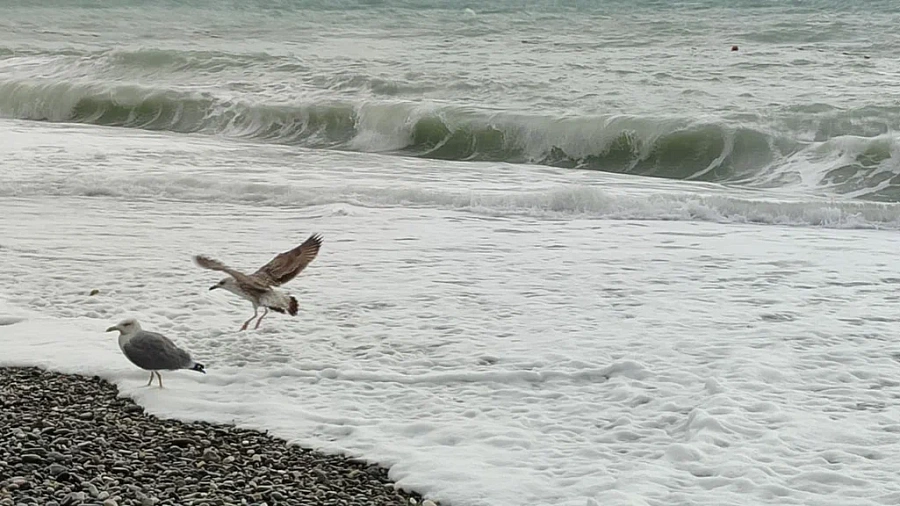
left=1, top=78, right=899, bottom=201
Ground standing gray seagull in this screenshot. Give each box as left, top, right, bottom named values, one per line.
left=106, top=318, right=206, bottom=388
left=194, top=233, right=323, bottom=331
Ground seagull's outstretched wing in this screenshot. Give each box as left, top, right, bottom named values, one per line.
left=193, top=255, right=269, bottom=293
left=251, top=233, right=323, bottom=287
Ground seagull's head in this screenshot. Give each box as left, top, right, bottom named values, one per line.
left=106, top=318, right=141, bottom=335
left=210, top=277, right=238, bottom=293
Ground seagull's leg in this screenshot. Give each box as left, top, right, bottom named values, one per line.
left=254, top=307, right=269, bottom=329
left=146, top=371, right=154, bottom=386
left=156, top=372, right=164, bottom=389
left=240, top=306, right=258, bottom=331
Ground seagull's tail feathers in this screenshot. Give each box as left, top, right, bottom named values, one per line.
left=189, top=362, right=206, bottom=374
left=264, top=295, right=297, bottom=316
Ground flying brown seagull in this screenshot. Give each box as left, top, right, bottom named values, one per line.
left=194, top=233, right=323, bottom=331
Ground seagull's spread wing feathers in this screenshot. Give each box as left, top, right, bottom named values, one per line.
left=122, top=330, right=192, bottom=371
left=193, top=255, right=269, bottom=294
left=251, top=233, right=322, bottom=287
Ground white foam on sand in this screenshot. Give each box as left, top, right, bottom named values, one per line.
left=3, top=120, right=900, bottom=506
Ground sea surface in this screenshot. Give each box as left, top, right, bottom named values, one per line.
left=2, top=1, right=900, bottom=505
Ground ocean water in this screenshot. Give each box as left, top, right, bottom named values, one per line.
left=3, top=1, right=900, bottom=505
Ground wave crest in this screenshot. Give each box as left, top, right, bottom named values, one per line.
left=2, top=77, right=900, bottom=201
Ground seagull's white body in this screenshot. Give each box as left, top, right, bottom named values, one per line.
left=218, top=280, right=291, bottom=308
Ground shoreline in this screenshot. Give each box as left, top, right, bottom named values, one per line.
left=0, top=367, right=427, bottom=506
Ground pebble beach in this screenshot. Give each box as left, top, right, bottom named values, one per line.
left=0, top=367, right=424, bottom=506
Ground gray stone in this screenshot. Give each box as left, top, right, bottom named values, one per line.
left=20, top=454, right=44, bottom=464
left=60, top=491, right=85, bottom=506
left=201, top=448, right=221, bottom=463
left=48, top=463, right=67, bottom=476
left=313, top=468, right=329, bottom=483
left=2, top=477, right=27, bottom=488
left=48, top=451, right=68, bottom=462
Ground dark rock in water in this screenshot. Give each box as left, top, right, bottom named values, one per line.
left=0, top=367, right=426, bottom=506
left=89, top=289, right=100, bottom=296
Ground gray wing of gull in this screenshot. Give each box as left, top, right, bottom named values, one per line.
left=251, top=233, right=323, bottom=287
left=122, top=330, right=193, bottom=371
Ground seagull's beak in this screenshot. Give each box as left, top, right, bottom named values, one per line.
left=209, top=285, right=218, bottom=291
left=105, top=325, right=119, bottom=333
